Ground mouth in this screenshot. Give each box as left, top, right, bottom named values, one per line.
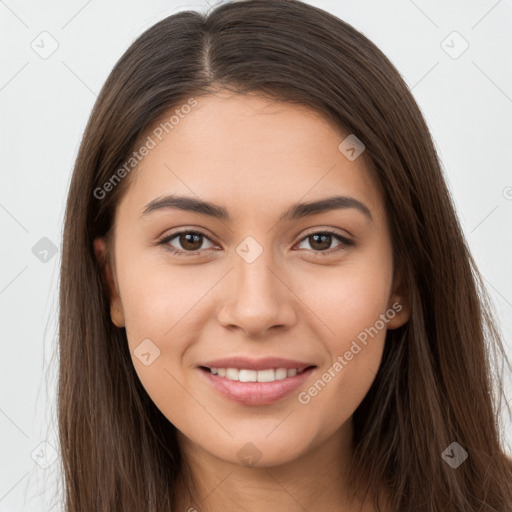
left=197, top=364, right=318, bottom=406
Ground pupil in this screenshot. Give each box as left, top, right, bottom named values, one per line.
left=181, top=233, right=202, bottom=251
left=311, top=234, right=331, bottom=251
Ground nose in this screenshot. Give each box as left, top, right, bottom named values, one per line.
left=216, top=248, right=297, bottom=337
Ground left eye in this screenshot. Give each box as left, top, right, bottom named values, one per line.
left=295, top=232, right=351, bottom=253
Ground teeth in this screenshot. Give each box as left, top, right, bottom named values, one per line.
left=239, top=369, right=258, bottom=382
left=208, top=367, right=304, bottom=382
left=225, top=368, right=239, bottom=380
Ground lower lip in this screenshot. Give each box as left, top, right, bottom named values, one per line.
left=198, top=366, right=316, bottom=406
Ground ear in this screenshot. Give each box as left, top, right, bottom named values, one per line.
left=93, top=237, right=125, bottom=328
left=386, top=267, right=410, bottom=330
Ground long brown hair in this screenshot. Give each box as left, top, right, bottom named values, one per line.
left=58, top=1, right=512, bottom=510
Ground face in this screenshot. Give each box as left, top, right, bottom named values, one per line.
left=94, top=91, right=409, bottom=468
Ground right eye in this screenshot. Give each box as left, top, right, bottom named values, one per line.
left=158, top=230, right=217, bottom=256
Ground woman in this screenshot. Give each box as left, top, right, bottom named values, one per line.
left=58, top=0, right=512, bottom=510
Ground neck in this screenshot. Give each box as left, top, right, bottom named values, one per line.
left=172, top=419, right=386, bottom=512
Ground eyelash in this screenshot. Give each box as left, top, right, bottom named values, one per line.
left=157, top=229, right=354, bottom=258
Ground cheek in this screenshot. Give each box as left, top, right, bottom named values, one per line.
left=298, top=248, right=393, bottom=346
left=296, top=286, right=390, bottom=439
left=119, top=256, right=204, bottom=342
left=114, top=258, right=200, bottom=408
left=292, top=248, right=392, bottom=423
left=117, top=267, right=202, bottom=428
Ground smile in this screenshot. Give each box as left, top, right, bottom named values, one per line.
left=198, top=365, right=317, bottom=406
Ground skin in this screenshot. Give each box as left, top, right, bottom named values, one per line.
left=94, top=90, right=410, bottom=512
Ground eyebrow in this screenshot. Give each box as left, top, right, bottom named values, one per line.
left=141, top=194, right=373, bottom=223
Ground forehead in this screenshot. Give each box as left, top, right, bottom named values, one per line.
left=117, top=92, right=385, bottom=225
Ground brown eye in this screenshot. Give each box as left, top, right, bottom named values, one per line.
left=296, top=231, right=353, bottom=255
left=159, top=230, right=216, bottom=255
left=178, top=232, right=203, bottom=251
left=308, top=233, right=333, bottom=251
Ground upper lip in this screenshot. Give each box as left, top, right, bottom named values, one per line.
left=198, top=357, right=316, bottom=372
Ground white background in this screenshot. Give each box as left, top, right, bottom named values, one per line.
left=1, top=0, right=511, bottom=510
